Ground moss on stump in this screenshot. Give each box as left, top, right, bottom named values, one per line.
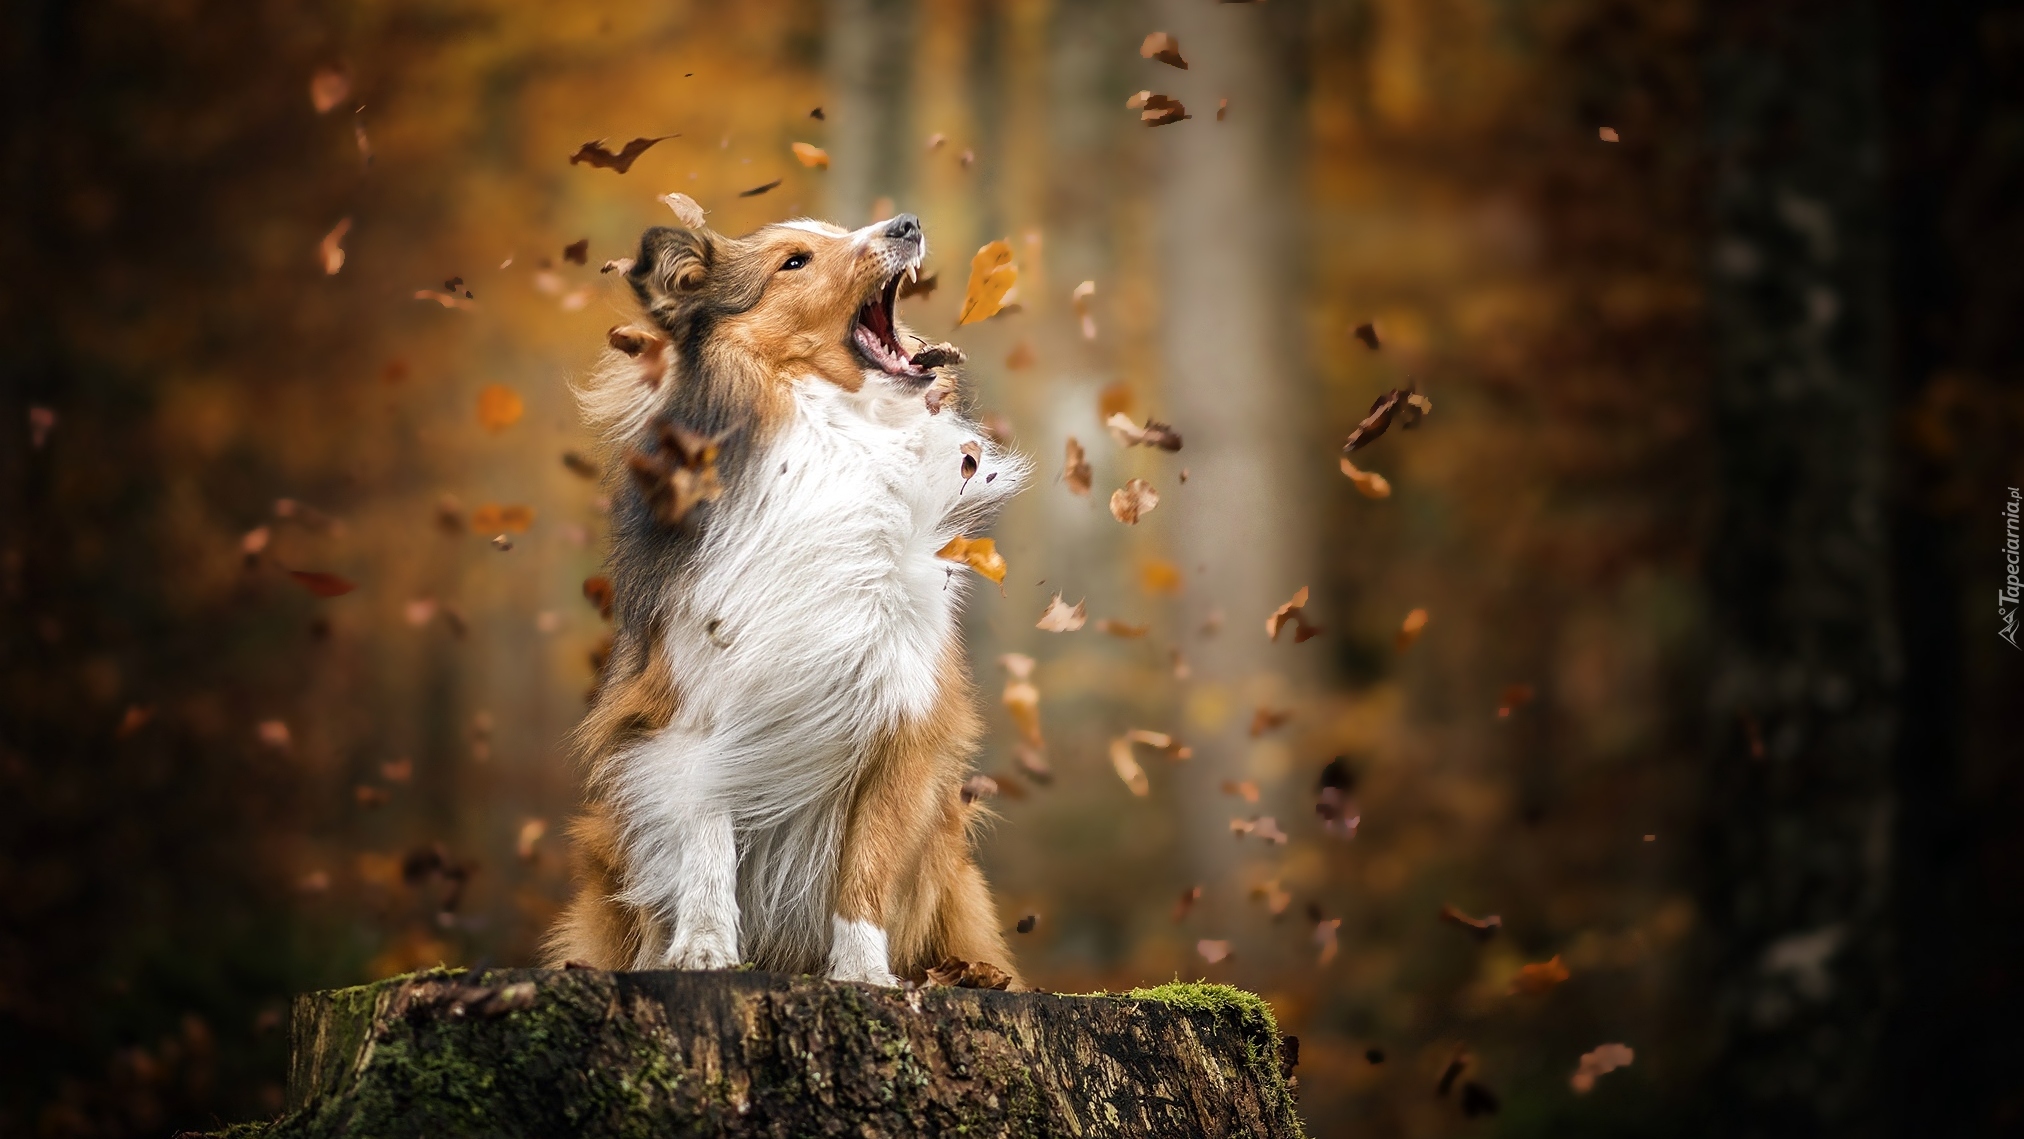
left=225, top=968, right=1304, bottom=1138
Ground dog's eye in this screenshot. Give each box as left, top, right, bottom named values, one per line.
left=780, top=252, right=811, bottom=272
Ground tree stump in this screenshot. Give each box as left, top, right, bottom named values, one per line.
left=221, top=968, right=1305, bottom=1137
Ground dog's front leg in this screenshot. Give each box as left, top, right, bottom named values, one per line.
left=660, top=808, right=740, bottom=970
left=616, top=731, right=742, bottom=971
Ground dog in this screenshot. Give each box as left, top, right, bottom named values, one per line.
left=543, top=212, right=1027, bottom=988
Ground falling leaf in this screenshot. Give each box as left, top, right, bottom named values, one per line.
left=355, top=785, right=389, bottom=808
left=1266, top=586, right=1322, bottom=642
left=659, top=192, right=708, bottom=228
left=297, top=870, right=331, bottom=895
left=1249, top=706, right=1292, bottom=738
left=1140, top=31, right=1189, bottom=69
left=738, top=177, right=784, bottom=198
left=1127, top=92, right=1190, bottom=126
left=382, top=758, right=412, bottom=783
left=936, top=535, right=1007, bottom=585
left=562, top=238, right=589, bottom=264
left=1249, top=879, right=1291, bottom=916
left=1196, top=939, right=1232, bottom=964
left=1095, top=618, right=1149, bottom=639
left=958, top=239, right=1018, bottom=326
left=287, top=570, right=356, bottom=598
left=1396, top=607, right=1429, bottom=650
left=1599, top=126, right=1621, bottom=143
left=1036, top=594, right=1086, bottom=632
left=515, top=818, right=548, bottom=862
left=1314, top=915, right=1342, bottom=966
left=1061, top=437, right=1092, bottom=496
left=1220, top=779, right=1259, bottom=803
left=413, top=289, right=475, bottom=310
left=116, top=705, right=153, bottom=739
left=1316, top=757, right=1360, bottom=839
left=319, top=218, right=352, bottom=275
left=256, top=720, right=292, bottom=750
left=1012, top=744, right=1053, bottom=784
left=27, top=406, right=56, bottom=449
left=475, top=384, right=524, bottom=432
left=1139, top=559, right=1183, bottom=595
left=1097, top=382, right=1134, bottom=421
left=309, top=67, right=350, bottom=113
left=790, top=141, right=830, bottom=169
left=560, top=286, right=594, bottom=311
left=1173, top=886, right=1202, bottom=922
left=1105, top=413, right=1183, bottom=451
left=1004, top=340, right=1036, bottom=370
left=1109, top=737, right=1149, bottom=796
left=960, top=774, right=999, bottom=804
left=1439, top=904, right=1503, bottom=941
left=354, top=119, right=373, bottom=166
left=925, top=132, right=947, bottom=150
left=627, top=422, right=726, bottom=527
left=1340, top=456, right=1392, bottom=499
left=1460, top=1082, right=1501, bottom=1117
left=403, top=598, right=438, bottom=627
left=1230, top=816, right=1289, bottom=844
left=1015, top=914, right=1038, bottom=934
left=899, top=270, right=938, bottom=299
left=959, top=440, right=982, bottom=484
left=1070, top=280, right=1098, bottom=340
left=608, top=324, right=671, bottom=389
left=1496, top=683, right=1536, bottom=718
left=1511, top=954, right=1570, bottom=995
left=1353, top=322, right=1381, bottom=350
left=1000, top=653, right=1043, bottom=750
left=562, top=451, right=600, bottom=479
left=1342, top=384, right=1433, bottom=452
left=469, top=504, right=534, bottom=534
left=490, top=534, right=514, bottom=551
left=1217, top=98, right=1229, bottom=121
left=241, top=526, right=271, bottom=557
left=568, top=134, right=676, bottom=174
left=582, top=575, right=615, bottom=620
left=1570, top=1043, right=1634, bottom=1093
left=1109, top=478, right=1158, bottom=524
left=925, top=958, right=1012, bottom=990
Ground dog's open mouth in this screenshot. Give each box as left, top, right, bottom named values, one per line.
left=852, top=268, right=933, bottom=380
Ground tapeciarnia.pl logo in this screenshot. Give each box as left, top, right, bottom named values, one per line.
left=2003, top=487, right=2022, bottom=650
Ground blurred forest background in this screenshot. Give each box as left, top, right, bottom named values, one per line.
left=3, top=0, right=2022, bottom=1136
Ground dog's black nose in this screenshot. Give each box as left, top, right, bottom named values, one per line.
left=883, top=213, right=922, bottom=243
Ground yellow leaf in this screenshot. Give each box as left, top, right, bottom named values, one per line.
left=936, top=535, right=1006, bottom=584
left=1397, top=607, right=1430, bottom=650
left=957, top=239, right=1018, bottom=326
left=1340, top=455, right=1392, bottom=499
left=1511, top=954, right=1571, bottom=995
left=1109, top=737, right=1149, bottom=796
left=476, top=384, right=524, bottom=432
left=791, top=142, right=829, bottom=169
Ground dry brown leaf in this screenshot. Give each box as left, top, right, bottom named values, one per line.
left=1124, top=728, right=1172, bottom=750
left=562, top=451, right=600, bottom=480
left=1138, top=93, right=1190, bottom=126
left=1249, top=879, right=1291, bottom=916
left=1570, top=1043, right=1634, bottom=1093
left=1095, top=618, right=1149, bottom=639
left=1139, top=559, right=1183, bottom=595
left=309, top=67, right=350, bottom=113
left=1140, top=31, right=1189, bottom=69
left=1216, top=98, right=1229, bottom=122
left=936, top=535, right=1006, bottom=585
left=1511, top=954, right=1570, bottom=995
left=1599, top=126, right=1621, bottom=143
left=1105, top=412, right=1184, bottom=451
left=1397, top=607, right=1430, bottom=650
left=256, top=720, right=292, bottom=750
left=925, top=132, right=947, bottom=151
left=1340, top=456, right=1392, bottom=499
left=1439, top=904, right=1503, bottom=942
left=1316, top=757, right=1360, bottom=839
left=1109, top=478, right=1158, bottom=524
left=1353, top=322, right=1381, bottom=350
left=241, top=526, right=270, bottom=557
left=1249, top=706, right=1292, bottom=738
left=1266, top=586, right=1322, bottom=643
left=569, top=134, right=676, bottom=174
left=1173, top=886, right=1202, bottom=922
left=469, top=504, right=534, bottom=534
left=1220, top=779, right=1260, bottom=803
left=626, top=422, right=726, bottom=527
left=287, top=570, right=356, bottom=598
left=1314, top=916, right=1342, bottom=966
left=959, top=440, right=982, bottom=484
left=354, top=784, right=389, bottom=808
left=1000, top=653, right=1043, bottom=750
left=1109, top=737, right=1149, bottom=797
left=116, top=705, right=154, bottom=739
left=1343, top=384, right=1433, bottom=453
left=1071, top=280, right=1097, bottom=340
left=960, top=774, right=999, bottom=804
left=1005, top=340, right=1036, bottom=370
left=600, top=257, right=634, bottom=275
left=319, top=218, right=351, bottom=275
left=607, top=324, right=671, bottom=389
left=925, top=958, right=1012, bottom=990
left=958, top=239, right=1018, bottom=326
left=413, top=289, right=475, bottom=311
left=1036, top=594, right=1086, bottom=632
left=791, top=141, right=830, bottom=168
left=1230, top=816, right=1289, bottom=845
left=476, top=384, right=524, bottom=432
left=1012, top=744, right=1053, bottom=784
left=738, top=177, right=784, bottom=198
left=382, top=757, right=412, bottom=783
left=1196, top=939, right=1232, bottom=964
left=516, top=818, right=547, bottom=861
left=658, top=192, right=708, bottom=228
left=1061, top=437, right=1092, bottom=496
left=582, top=575, right=615, bottom=621
left=559, top=238, right=588, bottom=265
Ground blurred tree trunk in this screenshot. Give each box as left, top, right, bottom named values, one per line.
left=823, top=0, right=918, bottom=225
left=1149, top=0, right=1315, bottom=892
left=1698, top=2, right=1898, bottom=1134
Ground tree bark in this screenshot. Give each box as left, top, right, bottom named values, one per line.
left=219, top=969, right=1304, bottom=1138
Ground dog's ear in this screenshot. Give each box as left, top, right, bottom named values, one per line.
left=628, top=226, right=713, bottom=328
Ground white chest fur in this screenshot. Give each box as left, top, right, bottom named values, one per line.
left=606, top=378, right=1026, bottom=972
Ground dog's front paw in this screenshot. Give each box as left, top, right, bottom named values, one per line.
left=828, top=915, right=899, bottom=987
left=663, top=924, right=739, bottom=971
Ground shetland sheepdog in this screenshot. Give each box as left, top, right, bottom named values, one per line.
left=543, top=213, right=1027, bottom=987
